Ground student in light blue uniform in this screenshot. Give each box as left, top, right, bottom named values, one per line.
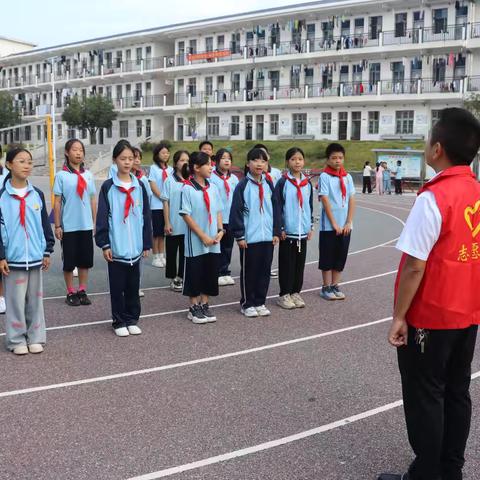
left=318, top=143, right=356, bottom=301
left=148, top=142, right=173, bottom=268
left=53, top=139, right=96, bottom=307
left=180, top=151, right=223, bottom=324
left=273, top=147, right=313, bottom=310
left=230, top=148, right=279, bottom=318
left=95, top=141, right=152, bottom=337
left=0, top=145, right=7, bottom=314
left=210, top=148, right=239, bottom=287
left=0, top=147, right=54, bottom=355
left=162, top=150, right=189, bottom=292
left=394, top=160, right=403, bottom=194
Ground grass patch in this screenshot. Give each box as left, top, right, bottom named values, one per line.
left=141, top=140, right=424, bottom=171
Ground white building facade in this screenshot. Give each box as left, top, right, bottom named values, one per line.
left=1, top=0, right=479, bottom=145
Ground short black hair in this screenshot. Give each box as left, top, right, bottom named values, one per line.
left=199, top=140, right=213, bottom=150
left=325, top=143, right=345, bottom=158
left=254, top=143, right=268, bottom=153
left=430, top=107, right=480, bottom=166
left=152, top=142, right=170, bottom=166
left=397, top=160, right=402, bottom=165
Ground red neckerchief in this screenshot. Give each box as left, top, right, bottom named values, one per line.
left=12, top=190, right=31, bottom=235
left=323, top=166, right=347, bottom=203
left=161, top=166, right=169, bottom=182
left=214, top=169, right=231, bottom=198
left=117, top=186, right=135, bottom=222
left=134, top=168, right=144, bottom=180
left=265, top=171, right=273, bottom=184
left=63, top=164, right=87, bottom=199
left=174, top=172, right=189, bottom=185
left=185, top=178, right=212, bottom=224
left=249, top=175, right=265, bottom=212
left=284, top=173, right=310, bottom=208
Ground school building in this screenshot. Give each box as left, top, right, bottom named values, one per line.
left=0, top=0, right=479, bottom=146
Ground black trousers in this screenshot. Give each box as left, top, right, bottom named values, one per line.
left=362, top=176, right=372, bottom=194
left=165, top=234, right=184, bottom=279
left=398, top=325, right=478, bottom=480
left=107, top=261, right=141, bottom=329
left=395, top=179, right=403, bottom=194
left=219, top=224, right=234, bottom=276
left=239, top=242, right=273, bottom=309
left=278, top=238, right=307, bottom=296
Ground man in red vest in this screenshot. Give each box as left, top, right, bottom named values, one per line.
left=378, top=108, right=480, bottom=480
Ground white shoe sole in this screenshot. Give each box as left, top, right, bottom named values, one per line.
left=241, top=311, right=259, bottom=318
left=187, top=313, right=209, bottom=324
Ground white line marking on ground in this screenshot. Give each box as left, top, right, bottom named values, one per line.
left=0, top=270, right=398, bottom=337
left=0, top=315, right=393, bottom=399
left=42, top=205, right=405, bottom=301
left=127, top=372, right=480, bottom=480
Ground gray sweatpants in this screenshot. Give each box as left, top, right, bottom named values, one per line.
left=3, top=268, right=46, bottom=351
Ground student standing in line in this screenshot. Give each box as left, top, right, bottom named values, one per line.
left=362, top=161, right=373, bottom=194
left=210, top=148, right=239, bottom=287
left=375, top=161, right=385, bottom=195
left=95, top=141, right=152, bottom=337
left=378, top=108, right=480, bottom=480
left=162, top=150, right=189, bottom=292
left=53, top=139, right=96, bottom=307
left=230, top=147, right=279, bottom=318
left=394, top=160, right=403, bottom=194
left=199, top=140, right=214, bottom=160
left=0, top=145, right=7, bottom=314
left=148, top=142, right=173, bottom=268
left=274, top=147, right=313, bottom=309
left=131, top=146, right=152, bottom=298
left=179, top=151, right=223, bottom=324
left=318, top=143, right=356, bottom=301
left=0, top=147, right=54, bottom=355
left=382, top=161, right=392, bottom=195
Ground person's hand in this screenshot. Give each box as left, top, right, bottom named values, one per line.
left=214, top=231, right=224, bottom=243
left=237, top=240, right=247, bottom=249
left=333, top=223, right=343, bottom=236
left=103, top=248, right=113, bottom=262
left=343, top=221, right=352, bottom=236
left=280, top=231, right=287, bottom=241
left=388, top=317, right=408, bottom=347
left=273, top=236, right=280, bottom=246
left=307, top=230, right=313, bottom=241
left=203, top=236, right=216, bottom=247
left=55, top=226, right=63, bottom=241
left=164, top=223, right=173, bottom=235
left=143, top=250, right=150, bottom=258
left=42, top=256, right=51, bottom=271
left=0, top=259, right=10, bottom=276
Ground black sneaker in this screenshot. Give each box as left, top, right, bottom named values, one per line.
left=201, top=303, right=217, bottom=323
left=187, top=304, right=208, bottom=324
left=65, top=292, right=80, bottom=307
left=77, top=290, right=92, bottom=306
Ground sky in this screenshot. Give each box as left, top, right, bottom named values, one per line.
left=3, top=0, right=308, bottom=48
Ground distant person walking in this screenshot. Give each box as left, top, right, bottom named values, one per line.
left=362, top=161, right=373, bottom=194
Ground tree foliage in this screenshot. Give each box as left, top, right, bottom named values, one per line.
left=62, top=95, right=117, bottom=144
left=0, top=92, right=21, bottom=129
left=463, top=93, right=480, bottom=120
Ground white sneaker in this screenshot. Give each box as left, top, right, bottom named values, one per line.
left=73, top=267, right=79, bottom=277
left=270, top=270, right=278, bottom=278
left=225, top=276, right=235, bottom=285
left=152, top=254, right=162, bottom=267
left=277, top=294, right=296, bottom=310
left=241, top=306, right=259, bottom=318
left=290, top=293, right=306, bottom=308
left=139, top=290, right=145, bottom=298
left=28, top=343, right=44, bottom=354
left=218, top=276, right=229, bottom=286
left=255, top=305, right=271, bottom=316
left=114, top=327, right=130, bottom=337
left=13, top=345, right=29, bottom=355
left=127, top=325, right=142, bottom=335
left=0, top=296, right=6, bottom=314
left=159, top=254, right=166, bottom=268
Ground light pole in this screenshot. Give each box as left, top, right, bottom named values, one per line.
left=204, top=95, right=209, bottom=141
left=46, top=57, right=58, bottom=174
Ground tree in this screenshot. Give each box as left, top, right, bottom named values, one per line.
left=185, top=105, right=205, bottom=139
left=463, top=93, right=480, bottom=119
left=62, top=95, right=117, bottom=144
left=0, top=92, right=21, bottom=129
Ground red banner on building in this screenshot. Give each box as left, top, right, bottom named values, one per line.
left=187, top=49, right=231, bottom=61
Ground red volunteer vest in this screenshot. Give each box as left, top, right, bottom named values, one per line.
left=394, top=166, right=480, bottom=329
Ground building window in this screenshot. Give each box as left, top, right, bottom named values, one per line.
left=431, top=110, right=442, bottom=128
left=24, top=125, right=31, bottom=141
left=395, top=12, right=407, bottom=37
left=433, top=8, right=448, bottom=34
left=81, top=128, right=87, bottom=140
left=395, top=111, right=414, bottom=134
left=106, top=125, right=112, bottom=138
left=270, top=114, right=279, bottom=135
left=56, top=124, right=62, bottom=139
left=205, top=77, right=213, bottom=96
left=230, top=115, right=240, bottom=136
left=136, top=119, right=143, bottom=137
left=368, top=111, right=379, bottom=134
left=292, top=113, right=307, bottom=135
left=146, top=119, right=151, bottom=138
left=119, top=120, right=129, bottom=137
left=321, top=112, right=332, bottom=135
left=207, top=116, right=219, bottom=137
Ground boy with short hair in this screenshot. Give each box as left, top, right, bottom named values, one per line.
left=394, top=160, right=403, bottom=194
left=378, top=107, right=480, bottom=480
left=318, top=143, right=356, bottom=300
left=199, top=140, right=214, bottom=159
